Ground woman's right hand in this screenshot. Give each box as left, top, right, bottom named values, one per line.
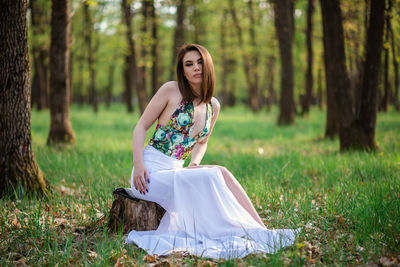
left=133, top=162, right=150, bottom=194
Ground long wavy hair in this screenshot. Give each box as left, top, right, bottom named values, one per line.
left=176, top=44, right=215, bottom=103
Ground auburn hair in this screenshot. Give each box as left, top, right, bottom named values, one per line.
left=176, top=44, right=215, bottom=103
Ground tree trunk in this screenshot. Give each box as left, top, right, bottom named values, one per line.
left=105, top=63, right=115, bottom=108
left=30, top=0, right=49, bottom=111
left=150, top=0, right=159, bottom=96
left=351, top=0, right=385, bottom=150
left=0, top=0, right=50, bottom=197
left=321, top=9, right=338, bottom=139
left=121, top=0, right=134, bottom=113
left=320, top=0, right=385, bottom=151
left=274, top=0, right=296, bottom=125
left=191, top=0, right=205, bottom=44
left=32, top=48, right=49, bottom=110
left=170, top=0, right=185, bottom=80
left=108, top=188, right=165, bottom=233
left=139, top=0, right=149, bottom=101
left=123, top=56, right=133, bottom=112
left=320, top=0, right=352, bottom=141
left=387, top=0, right=399, bottom=110
left=47, top=0, right=76, bottom=145
left=381, top=14, right=390, bottom=112
left=220, top=9, right=229, bottom=107
left=219, top=9, right=236, bottom=107
left=324, top=78, right=338, bottom=139
left=229, top=0, right=259, bottom=111
left=266, top=55, right=276, bottom=111
left=122, top=0, right=147, bottom=114
left=83, top=2, right=98, bottom=113
left=75, top=54, right=86, bottom=107
left=317, top=65, right=323, bottom=110
left=301, top=0, right=314, bottom=115
left=247, top=0, right=260, bottom=111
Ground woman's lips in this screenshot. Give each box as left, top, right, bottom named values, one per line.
left=194, top=73, right=202, bottom=78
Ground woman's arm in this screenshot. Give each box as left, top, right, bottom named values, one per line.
left=132, top=82, right=176, bottom=194
left=189, top=97, right=220, bottom=166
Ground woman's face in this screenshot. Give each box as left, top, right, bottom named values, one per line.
left=182, top=50, right=203, bottom=87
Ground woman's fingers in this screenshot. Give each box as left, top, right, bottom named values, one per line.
left=144, top=169, right=150, bottom=184
left=133, top=177, right=141, bottom=193
left=140, top=175, right=148, bottom=194
left=134, top=173, right=148, bottom=194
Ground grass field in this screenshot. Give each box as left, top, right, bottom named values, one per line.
left=1, top=104, right=399, bottom=266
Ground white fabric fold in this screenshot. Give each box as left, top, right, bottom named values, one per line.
left=126, top=145, right=299, bottom=259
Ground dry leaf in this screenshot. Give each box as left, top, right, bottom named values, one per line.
left=87, top=250, right=98, bottom=259
left=143, top=254, right=158, bottom=263
left=379, top=256, right=398, bottom=267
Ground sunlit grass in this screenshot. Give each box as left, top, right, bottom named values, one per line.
left=1, top=103, right=399, bottom=266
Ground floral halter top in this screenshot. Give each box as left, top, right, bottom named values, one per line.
left=149, top=99, right=213, bottom=160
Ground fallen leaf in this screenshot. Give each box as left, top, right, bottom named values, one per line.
left=143, top=254, right=158, bottom=263
left=88, top=250, right=98, bottom=259
left=379, top=256, right=398, bottom=266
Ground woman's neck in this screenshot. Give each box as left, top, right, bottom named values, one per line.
left=189, top=82, right=201, bottom=95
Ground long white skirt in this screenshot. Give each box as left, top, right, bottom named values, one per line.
left=125, top=145, right=299, bottom=259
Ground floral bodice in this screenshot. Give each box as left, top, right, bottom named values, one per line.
left=148, top=99, right=213, bottom=160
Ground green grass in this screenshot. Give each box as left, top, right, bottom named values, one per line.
left=1, top=103, right=399, bottom=266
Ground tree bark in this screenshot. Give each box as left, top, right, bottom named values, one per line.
left=191, top=0, right=204, bottom=44
left=229, top=0, right=259, bottom=111
left=47, top=0, right=76, bottom=145
left=321, top=10, right=339, bottom=139
left=274, top=0, right=296, bottom=125
left=139, top=0, right=150, bottom=100
left=121, top=0, right=134, bottom=113
left=247, top=0, right=260, bottom=111
left=75, top=54, right=86, bottom=107
left=123, top=55, right=133, bottom=112
left=317, top=64, right=323, bottom=110
left=266, top=55, right=276, bottom=111
left=83, top=2, right=98, bottom=113
left=320, top=0, right=352, bottom=142
left=380, top=13, right=390, bottom=112
left=122, top=0, right=147, bottom=114
left=352, top=0, right=385, bottom=150
left=105, top=63, right=115, bottom=108
left=170, top=0, right=185, bottom=80
left=301, top=0, right=314, bottom=115
left=150, top=0, right=159, bottom=96
left=220, top=9, right=229, bottom=107
left=0, top=0, right=50, bottom=197
left=29, top=0, right=49, bottom=110
left=387, top=0, right=399, bottom=110
left=320, top=0, right=385, bottom=151
left=108, top=188, right=165, bottom=233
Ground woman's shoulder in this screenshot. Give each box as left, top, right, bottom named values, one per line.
left=210, top=97, right=220, bottom=109
left=155, top=81, right=181, bottom=99
left=158, top=81, right=179, bottom=93
left=210, top=97, right=220, bottom=115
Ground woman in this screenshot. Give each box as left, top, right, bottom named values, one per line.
left=126, top=44, right=298, bottom=259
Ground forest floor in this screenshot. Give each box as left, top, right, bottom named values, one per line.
left=1, top=104, right=399, bottom=266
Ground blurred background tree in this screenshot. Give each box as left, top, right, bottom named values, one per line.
left=23, top=0, right=400, bottom=150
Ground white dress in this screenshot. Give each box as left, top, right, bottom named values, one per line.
left=125, top=145, right=299, bottom=259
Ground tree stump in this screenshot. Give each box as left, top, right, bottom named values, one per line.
left=108, top=188, right=165, bottom=233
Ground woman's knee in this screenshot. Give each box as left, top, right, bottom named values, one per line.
left=217, top=166, right=234, bottom=183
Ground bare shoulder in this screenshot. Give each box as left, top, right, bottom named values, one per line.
left=210, top=97, right=221, bottom=114
left=157, top=81, right=180, bottom=96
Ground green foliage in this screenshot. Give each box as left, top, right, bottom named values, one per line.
left=27, top=0, right=400, bottom=106
left=1, top=105, right=399, bottom=265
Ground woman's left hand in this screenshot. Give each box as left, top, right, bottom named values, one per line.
left=188, top=162, right=199, bottom=167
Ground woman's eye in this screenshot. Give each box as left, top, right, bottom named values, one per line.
left=185, top=63, right=193, bottom=67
